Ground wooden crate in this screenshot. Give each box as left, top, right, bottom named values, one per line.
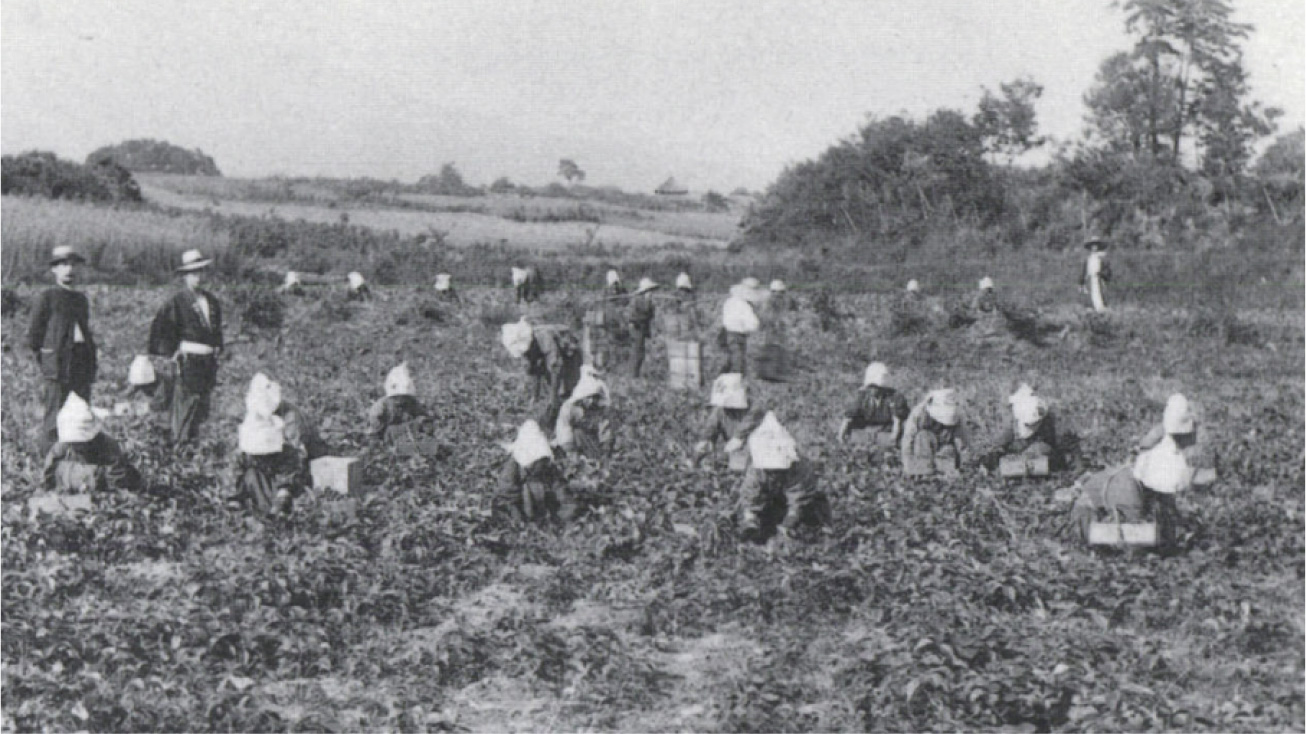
left=999, top=455, right=1051, bottom=479
left=667, top=339, right=702, bottom=389
left=310, top=457, right=361, bottom=495
left=28, top=493, right=94, bottom=521
left=1088, top=521, right=1157, bottom=547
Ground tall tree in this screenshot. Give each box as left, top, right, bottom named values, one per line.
left=973, top=78, right=1046, bottom=163
left=558, top=159, right=585, bottom=184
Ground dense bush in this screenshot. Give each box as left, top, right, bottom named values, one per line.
left=87, top=139, right=221, bottom=176
left=1, top=151, right=141, bottom=203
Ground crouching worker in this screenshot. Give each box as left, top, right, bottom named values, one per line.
left=1069, top=394, right=1215, bottom=550
left=501, top=317, right=583, bottom=427
left=368, top=362, right=431, bottom=444
left=554, top=366, right=613, bottom=461
left=43, top=393, right=142, bottom=493
left=231, top=373, right=323, bottom=515
left=737, top=412, right=827, bottom=543
left=986, top=384, right=1074, bottom=472
left=901, top=389, right=971, bottom=476
left=838, top=362, right=910, bottom=453
left=494, top=420, right=578, bottom=523
left=693, top=373, right=763, bottom=469
left=346, top=272, right=372, bottom=301
left=433, top=273, right=460, bottom=303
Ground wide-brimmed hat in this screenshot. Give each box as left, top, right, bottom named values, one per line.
left=676, top=272, right=693, bottom=290
left=748, top=411, right=798, bottom=470
left=635, top=277, right=660, bottom=295
left=128, top=355, right=156, bottom=386
left=1163, top=393, right=1195, bottom=434
left=56, top=393, right=100, bottom=443
left=710, top=372, right=748, bottom=409
left=863, top=362, right=889, bottom=388
left=1083, top=238, right=1109, bottom=251
left=385, top=362, right=415, bottom=397
left=925, top=389, right=960, bottom=426
left=740, top=277, right=761, bottom=290
left=177, top=249, right=213, bottom=272
left=49, top=246, right=87, bottom=267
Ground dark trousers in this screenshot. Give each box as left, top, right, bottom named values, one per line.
left=722, top=332, right=748, bottom=376
left=172, top=354, right=218, bottom=446
left=631, top=333, right=649, bottom=377
left=39, top=376, right=92, bottom=457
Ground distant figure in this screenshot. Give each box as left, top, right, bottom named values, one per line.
left=905, top=279, right=922, bottom=299
left=901, top=389, right=972, bottom=477
left=664, top=271, right=702, bottom=337
left=627, top=277, right=660, bottom=377
left=838, top=362, right=910, bottom=452
left=501, top=318, right=583, bottom=427
left=1080, top=239, right=1111, bottom=312
left=972, top=276, right=998, bottom=313
left=605, top=269, right=627, bottom=298
left=513, top=266, right=542, bottom=304
left=149, top=249, right=223, bottom=448
left=719, top=279, right=763, bottom=375
left=736, top=412, right=828, bottom=543
left=368, top=362, right=431, bottom=444
left=553, top=365, right=613, bottom=461
left=280, top=271, right=305, bottom=296
left=28, top=246, right=98, bottom=456
left=346, top=271, right=372, bottom=301
left=693, top=372, right=764, bottom=468
left=43, top=393, right=142, bottom=493
left=494, top=420, right=578, bottom=523
left=433, top=273, right=460, bottom=303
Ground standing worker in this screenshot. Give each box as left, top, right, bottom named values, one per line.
left=501, top=317, right=584, bottom=426
left=149, top=249, right=223, bottom=448
left=719, top=279, right=762, bottom=375
left=1080, top=239, right=1111, bottom=312
left=513, top=266, right=542, bottom=304
left=605, top=269, right=627, bottom=297
left=627, top=277, right=660, bottom=378
left=28, top=246, right=98, bottom=456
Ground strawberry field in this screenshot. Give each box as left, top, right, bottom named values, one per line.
left=2, top=283, right=1303, bottom=732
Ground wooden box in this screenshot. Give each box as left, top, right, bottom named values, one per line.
left=1088, top=521, right=1157, bottom=547
left=902, top=455, right=934, bottom=477
left=999, top=455, right=1051, bottom=479
left=667, top=339, right=702, bottom=389
left=28, top=493, right=94, bottom=521
left=310, top=457, right=361, bottom=495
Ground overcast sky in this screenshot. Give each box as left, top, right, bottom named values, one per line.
left=3, top=0, right=1302, bottom=192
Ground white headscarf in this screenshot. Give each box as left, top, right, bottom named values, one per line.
left=500, top=318, right=534, bottom=359
left=507, top=420, right=553, bottom=468
left=606, top=269, right=621, bottom=286
left=1133, top=435, right=1195, bottom=494
left=347, top=272, right=366, bottom=290
left=924, top=389, right=960, bottom=427
left=434, top=273, right=452, bottom=291
left=978, top=277, right=995, bottom=291
left=569, top=365, right=609, bottom=405
left=1009, top=391, right=1047, bottom=439
left=57, top=393, right=101, bottom=443
left=770, top=280, right=786, bottom=293
left=245, top=373, right=283, bottom=419
left=710, top=372, right=748, bottom=408
left=239, top=412, right=286, bottom=455
left=128, top=355, right=156, bottom=386
left=385, top=362, right=415, bottom=397
left=511, top=267, right=529, bottom=286
left=676, top=272, right=693, bottom=290
left=906, top=279, right=920, bottom=293
left=283, top=271, right=301, bottom=288
left=863, top=362, right=889, bottom=388
left=1163, top=394, right=1195, bottom=434
left=722, top=295, right=760, bottom=334
left=748, top=411, right=798, bottom=470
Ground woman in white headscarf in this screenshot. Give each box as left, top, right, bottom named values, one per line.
left=901, top=389, right=973, bottom=476
left=42, top=393, right=142, bottom=493
left=501, top=317, right=584, bottom=427
left=494, top=420, right=577, bottom=523
left=346, top=272, right=372, bottom=302
left=838, top=362, right=911, bottom=450
left=368, top=362, right=431, bottom=443
left=986, top=384, right=1072, bottom=470
left=736, top=412, right=827, bottom=542
left=693, top=372, right=765, bottom=468
left=1069, top=394, right=1216, bottom=549
left=719, top=280, right=764, bottom=376
left=230, top=373, right=308, bottom=514
left=554, top=366, right=613, bottom=460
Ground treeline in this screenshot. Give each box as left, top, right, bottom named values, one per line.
left=0, top=151, right=141, bottom=203
left=87, top=139, right=221, bottom=176
left=744, top=0, right=1304, bottom=254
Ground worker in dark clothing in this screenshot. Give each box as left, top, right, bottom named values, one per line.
left=494, top=420, right=578, bottom=523
left=28, top=246, right=98, bottom=457
left=628, top=277, right=659, bottom=377
left=502, top=318, right=584, bottom=427
left=148, top=249, right=223, bottom=448
left=838, top=362, right=911, bottom=452
left=43, top=392, right=141, bottom=493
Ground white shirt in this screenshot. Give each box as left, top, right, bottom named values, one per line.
left=194, top=293, right=211, bottom=326
left=1086, top=252, right=1104, bottom=278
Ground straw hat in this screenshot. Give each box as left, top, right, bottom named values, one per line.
left=606, top=269, right=622, bottom=286
left=924, top=389, right=960, bottom=426
left=56, top=393, right=100, bottom=443
left=978, top=277, right=995, bottom=291
left=347, top=272, right=366, bottom=289
left=434, top=273, right=452, bottom=291
left=177, top=249, right=212, bottom=272
left=128, top=355, right=156, bottom=386
left=385, top=362, right=415, bottom=397
left=1083, top=238, right=1109, bottom=251
left=770, top=280, right=786, bottom=293
left=239, top=413, right=286, bottom=455
left=676, top=272, right=693, bottom=290
left=748, top=412, right=798, bottom=470
left=710, top=372, right=748, bottom=409
left=906, top=279, right=920, bottom=293
left=862, top=362, right=888, bottom=388
left=1133, top=435, right=1194, bottom=494
left=500, top=318, right=534, bottom=359
left=50, top=246, right=87, bottom=267
left=1163, top=394, right=1195, bottom=434
left=634, top=277, right=660, bottom=295
left=245, top=373, right=283, bottom=419
left=505, top=420, right=553, bottom=468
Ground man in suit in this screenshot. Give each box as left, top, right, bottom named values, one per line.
left=28, top=246, right=98, bottom=456
left=149, top=249, right=223, bottom=447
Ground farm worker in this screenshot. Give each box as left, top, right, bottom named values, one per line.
left=501, top=317, right=583, bottom=427
left=985, top=384, right=1074, bottom=470
left=763, top=280, right=791, bottom=327
left=627, top=277, right=660, bottom=377
left=1080, top=239, right=1111, bottom=312
left=1068, top=394, right=1216, bottom=549
left=494, top=420, right=578, bottom=523
left=838, top=362, right=911, bottom=450
left=27, top=246, right=98, bottom=456
left=901, top=389, right=973, bottom=476
left=663, top=272, right=702, bottom=338
left=42, top=393, right=142, bottom=493
left=693, top=372, right=764, bottom=467
left=605, top=269, right=627, bottom=297
left=972, top=277, right=998, bottom=312
left=230, top=373, right=307, bottom=515
left=906, top=279, right=921, bottom=297
left=676, top=272, right=694, bottom=292
left=346, top=271, right=372, bottom=301
left=737, top=412, right=828, bottom=543
left=554, top=365, right=613, bottom=460
left=148, top=249, right=223, bottom=448
left=367, top=362, right=430, bottom=442
left=280, top=271, right=305, bottom=296
left=513, top=265, right=541, bottom=304
left=433, top=273, right=460, bottom=302
left=719, top=280, right=763, bottom=375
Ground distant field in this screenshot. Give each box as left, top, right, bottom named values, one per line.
left=137, top=175, right=740, bottom=250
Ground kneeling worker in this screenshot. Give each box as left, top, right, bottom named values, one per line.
left=43, top=393, right=142, bottom=493
left=737, top=412, right=827, bottom=542
left=838, top=361, right=910, bottom=452
left=495, top=420, right=577, bottom=523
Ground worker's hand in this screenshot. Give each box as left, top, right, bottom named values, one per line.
left=723, top=437, right=744, bottom=454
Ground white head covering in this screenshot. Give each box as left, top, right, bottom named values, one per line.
left=676, top=272, right=693, bottom=290
left=347, top=272, right=366, bottom=290
left=924, top=389, right=960, bottom=427
left=569, top=365, right=609, bottom=404
left=978, top=277, right=995, bottom=291
left=283, top=271, right=300, bottom=288
left=245, top=373, right=283, bottom=419
left=1163, top=394, right=1195, bottom=434
left=710, top=372, right=748, bottom=409
left=722, top=296, right=760, bottom=334
left=511, top=267, right=529, bottom=286
left=906, top=279, right=920, bottom=293
left=239, top=413, right=286, bottom=455
left=748, top=411, right=798, bottom=470
left=434, top=273, right=452, bottom=291
left=128, top=355, right=156, bottom=386
left=57, top=393, right=100, bottom=443
left=741, top=277, right=761, bottom=290
left=635, top=277, right=660, bottom=295
left=1133, top=435, right=1195, bottom=494
left=507, top=420, right=553, bottom=468
left=500, top=318, right=534, bottom=359
left=862, top=362, right=889, bottom=388
left=606, top=269, right=621, bottom=286
left=1009, top=392, right=1047, bottom=438
left=770, top=280, right=786, bottom=293
left=385, top=362, right=415, bottom=397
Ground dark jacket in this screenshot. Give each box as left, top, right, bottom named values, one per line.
left=28, top=287, right=97, bottom=384
left=843, top=386, right=910, bottom=429
left=43, top=433, right=140, bottom=493
left=149, top=288, right=223, bottom=356
left=628, top=295, right=656, bottom=337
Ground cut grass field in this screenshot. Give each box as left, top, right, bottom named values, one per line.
left=2, top=282, right=1302, bottom=731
